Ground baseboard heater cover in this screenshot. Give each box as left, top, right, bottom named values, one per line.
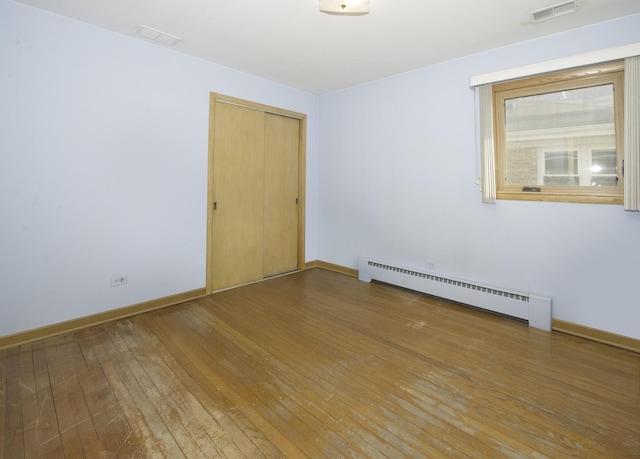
left=358, top=258, right=552, bottom=331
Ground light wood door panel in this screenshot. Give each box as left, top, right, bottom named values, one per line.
left=263, top=113, right=299, bottom=278
left=211, top=102, right=265, bottom=290
left=207, top=94, right=306, bottom=293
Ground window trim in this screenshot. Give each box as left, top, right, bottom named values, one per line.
left=492, top=61, right=625, bottom=204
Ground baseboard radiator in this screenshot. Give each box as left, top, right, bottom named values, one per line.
left=358, top=258, right=552, bottom=331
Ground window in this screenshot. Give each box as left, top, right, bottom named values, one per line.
left=492, top=61, right=624, bottom=204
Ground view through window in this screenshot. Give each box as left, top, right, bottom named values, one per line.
left=493, top=61, right=624, bottom=204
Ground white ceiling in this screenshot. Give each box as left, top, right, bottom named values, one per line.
left=12, top=0, right=640, bottom=95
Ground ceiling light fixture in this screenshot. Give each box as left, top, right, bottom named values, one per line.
left=319, top=0, right=370, bottom=16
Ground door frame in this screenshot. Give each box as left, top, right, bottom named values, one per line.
left=206, top=93, right=307, bottom=294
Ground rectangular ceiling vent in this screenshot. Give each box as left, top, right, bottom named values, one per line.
left=529, top=0, right=578, bottom=23
left=135, top=25, right=182, bottom=46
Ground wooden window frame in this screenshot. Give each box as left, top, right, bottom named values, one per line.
left=493, top=61, right=625, bottom=204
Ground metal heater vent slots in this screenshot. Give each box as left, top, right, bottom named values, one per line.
left=358, top=258, right=552, bottom=331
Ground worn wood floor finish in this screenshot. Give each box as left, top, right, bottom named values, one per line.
left=1, top=269, right=639, bottom=458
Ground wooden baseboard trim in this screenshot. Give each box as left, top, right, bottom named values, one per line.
left=553, top=319, right=640, bottom=354
left=6, top=271, right=635, bottom=355
left=0, top=288, right=207, bottom=351
left=305, top=260, right=358, bottom=277
left=306, top=261, right=639, bottom=353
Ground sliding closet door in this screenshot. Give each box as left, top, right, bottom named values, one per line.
left=263, top=113, right=300, bottom=278
left=211, top=102, right=265, bottom=291
left=207, top=93, right=306, bottom=294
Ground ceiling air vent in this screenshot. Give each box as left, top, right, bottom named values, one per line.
left=529, top=0, right=578, bottom=23
left=135, top=25, right=182, bottom=46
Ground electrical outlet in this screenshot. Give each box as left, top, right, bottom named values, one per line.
left=110, top=276, right=128, bottom=287
left=425, top=260, right=436, bottom=270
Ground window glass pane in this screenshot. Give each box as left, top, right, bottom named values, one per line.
left=591, top=149, right=617, bottom=175
left=504, top=84, right=616, bottom=187
left=545, top=151, right=577, bottom=175
left=544, top=176, right=580, bottom=186
left=590, top=176, right=618, bottom=187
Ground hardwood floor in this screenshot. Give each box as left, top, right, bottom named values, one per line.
left=1, top=268, right=639, bottom=458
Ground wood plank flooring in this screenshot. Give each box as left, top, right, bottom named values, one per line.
left=1, top=268, right=639, bottom=458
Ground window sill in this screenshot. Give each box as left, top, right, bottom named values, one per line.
left=496, top=191, right=623, bottom=205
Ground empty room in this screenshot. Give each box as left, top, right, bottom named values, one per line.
left=1, top=0, right=639, bottom=457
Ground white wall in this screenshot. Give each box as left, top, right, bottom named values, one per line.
left=3, top=0, right=639, bottom=342
left=318, top=14, right=640, bottom=340
left=0, top=0, right=319, bottom=337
